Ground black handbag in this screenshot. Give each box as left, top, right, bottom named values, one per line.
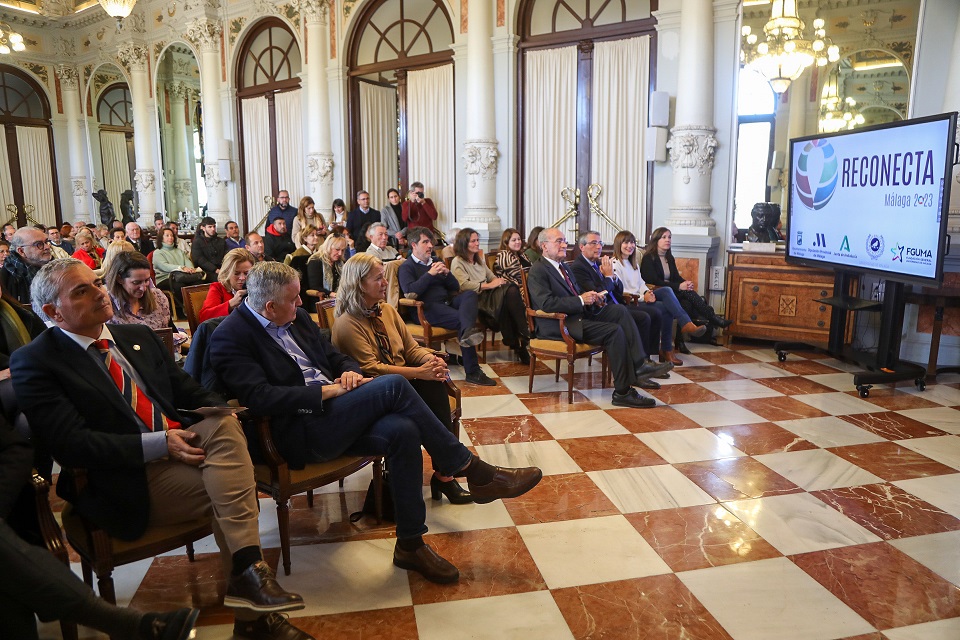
left=349, top=470, right=394, bottom=523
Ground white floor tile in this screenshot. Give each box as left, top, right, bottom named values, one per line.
left=897, top=407, right=960, bottom=435
left=423, top=488, right=516, bottom=533
left=636, top=428, right=746, bottom=463
left=806, top=372, right=863, bottom=391
left=889, top=530, right=960, bottom=588
left=736, top=349, right=781, bottom=362
left=883, top=618, right=960, bottom=640
left=719, top=362, right=795, bottom=379
left=895, top=435, right=960, bottom=470
left=673, top=400, right=766, bottom=427
left=462, top=394, right=531, bottom=418
left=893, top=474, right=960, bottom=519
left=792, top=391, right=887, bottom=415
left=755, top=449, right=883, bottom=491
left=775, top=416, right=886, bottom=448
left=415, top=591, right=574, bottom=640
left=536, top=409, right=630, bottom=439
left=499, top=374, right=569, bottom=394
left=474, top=440, right=581, bottom=476
left=902, top=384, right=960, bottom=406
left=699, top=378, right=784, bottom=400
left=588, top=465, right=715, bottom=513
left=517, top=515, right=670, bottom=589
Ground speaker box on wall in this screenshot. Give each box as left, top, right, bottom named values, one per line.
left=649, top=91, right=670, bottom=128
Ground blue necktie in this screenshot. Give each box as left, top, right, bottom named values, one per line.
left=592, top=262, right=618, bottom=304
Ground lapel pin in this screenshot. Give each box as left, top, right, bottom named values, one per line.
left=133, top=344, right=141, bottom=351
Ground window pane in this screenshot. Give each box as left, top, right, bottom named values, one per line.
left=738, top=67, right=776, bottom=116
left=734, top=121, right=772, bottom=231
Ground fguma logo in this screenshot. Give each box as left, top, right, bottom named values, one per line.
left=795, top=139, right=839, bottom=210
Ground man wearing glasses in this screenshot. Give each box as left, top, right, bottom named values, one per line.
left=527, top=227, right=672, bottom=408
left=267, top=190, right=297, bottom=231
left=1, top=227, right=53, bottom=304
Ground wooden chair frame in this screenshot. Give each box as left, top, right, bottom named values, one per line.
left=181, top=283, right=210, bottom=334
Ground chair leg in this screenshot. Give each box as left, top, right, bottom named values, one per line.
left=277, top=499, right=291, bottom=576
left=307, top=489, right=314, bottom=507
left=186, top=541, right=196, bottom=562
left=81, top=560, right=93, bottom=588
left=528, top=352, right=536, bottom=393
left=373, top=461, right=383, bottom=524
left=59, top=619, right=79, bottom=640
left=96, top=571, right=117, bottom=605
left=567, top=359, right=575, bottom=404
left=555, top=359, right=561, bottom=382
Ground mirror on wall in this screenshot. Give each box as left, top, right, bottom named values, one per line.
left=155, top=45, right=205, bottom=220
left=85, top=63, right=136, bottom=224
left=819, top=49, right=908, bottom=133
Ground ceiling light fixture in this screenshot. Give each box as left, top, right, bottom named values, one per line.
left=96, top=0, right=138, bottom=26
left=0, top=22, right=25, bottom=55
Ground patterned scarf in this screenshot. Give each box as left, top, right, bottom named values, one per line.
left=362, top=303, right=394, bottom=365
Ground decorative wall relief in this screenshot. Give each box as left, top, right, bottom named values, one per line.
left=462, top=140, right=499, bottom=188
left=667, top=126, right=718, bottom=184
left=307, top=152, right=334, bottom=184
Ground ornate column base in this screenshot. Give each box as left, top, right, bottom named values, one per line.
left=71, top=176, right=91, bottom=223
left=134, top=169, right=157, bottom=224
left=204, top=163, right=231, bottom=227
left=307, top=152, right=335, bottom=207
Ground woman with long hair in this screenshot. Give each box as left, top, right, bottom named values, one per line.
left=198, top=248, right=255, bottom=322
left=330, top=198, right=348, bottom=227
left=287, top=225, right=322, bottom=307
left=306, top=233, right=348, bottom=298
left=105, top=251, right=188, bottom=350
left=525, top=226, right=545, bottom=264
left=332, top=253, right=472, bottom=504
left=450, top=228, right=530, bottom=364
left=153, top=226, right=204, bottom=317
left=98, top=240, right=135, bottom=277
left=493, top=227, right=531, bottom=288
left=71, top=228, right=105, bottom=270
left=379, top=188, right=407, bottom=243
left=639, top=227, right=731, bottom=330
left=612, top=230, right=706, bottom=365
left=292, top=196, right=327, bottom=248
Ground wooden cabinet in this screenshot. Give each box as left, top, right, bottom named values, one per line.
left=725, top=250, right=855, bottom=344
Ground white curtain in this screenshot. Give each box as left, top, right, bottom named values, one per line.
left=0, top=134, right=14, bottom=220
left=523, top=47, right=577, bottom=235
left=275, top=89, right=305, bottom=204
left=407, top=65, right=455, bottom=230
left=241, top=96, right=273, bottom=231
left=16, top=127, right=56, bottom=228
left=591, top=36, right=650, bottom=242
left=100, top=131, right=130, bottom=212
left=359, top=82, right=399, bottom=207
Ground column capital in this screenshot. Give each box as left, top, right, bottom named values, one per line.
left=184, top=18, right=223, bottom=53
left=307, top=152, right=334, bottom=184
left=167, top=81, right=189, bottom=101
left=667, top=125, right=718, bottom=185
left=462, top=140, right=499, bottom=188
left=117, top=43, right=150, bottom=72
left=55, top=64, right=79, bottom=90
left=293, top=0, right=328, bottom=25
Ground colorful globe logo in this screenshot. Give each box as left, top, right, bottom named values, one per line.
left=794, top=139, right=839, bottom=210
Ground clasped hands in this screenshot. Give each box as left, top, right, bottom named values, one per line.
left=415, top=354, right=450, bottom=381
left=580, top=290, right=608, bottom=307
left=428, top=262, right=449, bottom=276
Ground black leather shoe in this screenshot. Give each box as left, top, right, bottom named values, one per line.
left=142, top=608, right=199, bottom=640
left=431, top=475, right=473, bottom=504
left=393, top=543, right=460, bottom=584
left=467, top=465, right=542, bottom=504
left=636, top=360, right=673, bottom=380
left=676, top=341, right=692, bottom=355
left=225, top=561, right=304, bottom=613
left=234, top=613, right=315, bottom=640
left=636, top=379, right=660, bottom=390
left=515, top=347, right=531, bottom=366
left=464, top=370, right=496, bottom=386
left=712, top=316, right=733, bottom=329
left=612, top=388, right=656, bottom=408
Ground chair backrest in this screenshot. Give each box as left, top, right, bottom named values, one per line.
left=518, top=267, right=538, bottom=334
left=154, top=327, right=175, bottom=357
left=443, top=256, right=453, bottom=270
left=145, top=250, right=157, bottom=283
left=383, top=259, right=403, bottom=309
left=485, top=252, right=497, bottom=272
left=315, top=298, right=337, bottom=330
left=181, top=283, right=210, bottom=334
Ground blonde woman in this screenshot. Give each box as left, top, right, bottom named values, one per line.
left=71, top=228, right=105, bottom=270
left=306, top=233, right=347, bottom=298
left=291, top=196, right=327, bottom=248
left=287, top=224, right=321, bottom=306
left=198, top=248, right=255, bottom=322
left=97, top=240, right=135, bottom=277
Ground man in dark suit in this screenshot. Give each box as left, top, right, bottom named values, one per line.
left=10, top=259, right=309, bottom=640
left=208, top=262, right=541, bottom=585
left=569, top=230, right=668, bottom=390
left=345, top=190, right=380, bottom=248
left=124, top=222, right=153, bottom=255
left=527, top=228, right=672, bottom=408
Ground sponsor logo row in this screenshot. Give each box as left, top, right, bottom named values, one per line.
left=795, top=231, right=933, bottom=264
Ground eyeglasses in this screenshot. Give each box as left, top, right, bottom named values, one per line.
left=28, top=240, right=50, bottom=249
left=544, top=238, right=568, bottom=245
left=584, top=240, right=603, bottom=246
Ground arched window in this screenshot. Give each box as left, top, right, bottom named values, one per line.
left=236, top=18, right=304, bottom=230
left=97, top=84, right=134, bottom=127
left=517, top=0, right=656, bottom=243
left=733, top=67, right=777, bottom=233
left=346, top=0, right=455, bottom=225
left=0, top=65, right=60, bottom=228
left=96, top=82, right=136, bottom=215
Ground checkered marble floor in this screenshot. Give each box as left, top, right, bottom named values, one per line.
left=40, top=340, right=960, bottom=640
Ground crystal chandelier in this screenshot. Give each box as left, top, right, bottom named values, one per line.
left=741, top=0, right=839, bottom=94
left=97, top=0, right=138, bottom=22
left=0, top=23, right=26, bottom=55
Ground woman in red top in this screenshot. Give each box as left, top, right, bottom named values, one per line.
left=71, top=228, right=105, bottom=270
left=198, top=248, right=255, bottom=322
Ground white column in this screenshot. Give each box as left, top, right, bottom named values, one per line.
left=167, top=82, right=194, bottom=213
left=55, top=64, right=91, bottom=223
left=302, top=0, right=335, bottom=207
left=943, top=11, right=960, bottom=232
left=117, top=43, right=158, bottom=225
left=185, top=19, right=230, bottom=226
left=665, top=0, right=718, bottom=234
left=460, top=0, right=501, bottom=248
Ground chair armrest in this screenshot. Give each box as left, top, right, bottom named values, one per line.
left=305, top=289, right=325, bottom=300
left=526, top=309, right=576, bottom=348
left=33, top=472, right=69, bottom=565
left=399, top=298, right=432, bottom=328
left=622, top=292, right=640, bottom=305
left=253, top=417, right=288, bottom=488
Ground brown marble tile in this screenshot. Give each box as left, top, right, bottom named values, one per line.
left=754, top=376, right=837, bottom=396
left=462, top=414, right=553, bottom=445
left=734, top=396, right=831, bottom=421
left=694, top=351, right=761, bottom=365
left=285, top=492, right=396, bottom=545
left=644, top=384, right=725, bottom=405
left=792, top=542, right=960, bottom=629
left=292, top=606, right=418, bottom=639
left=626, top=504, right=781, bottom=571
left=561, top=370, right=610, bottom=390
left=675, top=365, right=747, bottom=382
left=517, top=391, right=599, bottom=413
left=558, top=435, right=667, bottom=471
left=811, top=483, right=960, bottom=540
left=552, top=573, right=734, bottom=640
left=837, top=635, right=886, bottom=640
left=842, top=388, right=942, bottom=410
left=838, top=411, right=948, bottom=440
left=607, top=406, right=704, bottom=433
left=488, top=359, right=552, bottom=377
left=407, top=528, right=547, bottom=605
left=769, top=360, right=844, bottom=375
left=828, top=442, right=957, bottom=481
left=675, top=457, right=802, bottom=501
left=707, top=422, right=818, bottom=455
left=501, top=472, right=620, bottom=525
left=457, top=377, right=514, bottom=397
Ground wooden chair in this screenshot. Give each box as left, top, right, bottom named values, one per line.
left=519, top=268, right=607, bottom=403
left=32, top=473, right=79, bottom=640
left=181, top=283, right=210, bottom=334
left=314, top=297, right=337, bottom=330
left=154, top=327, right=175, bottom=357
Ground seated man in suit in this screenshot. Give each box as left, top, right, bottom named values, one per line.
left=11, top=259, right=310, bottom=640
left=570, top=230, right=667, bottom=390
left=397, top=226, right=494, bottom=386
left=527, top=228, right=672, bottom=408
left=208, top=262, right=542, bottom=584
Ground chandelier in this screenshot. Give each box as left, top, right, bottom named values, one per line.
left=741, top=0, right=839, bottom=94
left=0, top=23, right=25, bottom=55
left=97, top=0, right=138, bottom=22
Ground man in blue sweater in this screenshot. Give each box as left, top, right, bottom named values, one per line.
left=397, top=227, right=494, bottom=386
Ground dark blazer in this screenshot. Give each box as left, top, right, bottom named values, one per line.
left=208, top=304, right=361, bottom=470
left=526, top=258, right=590, bottom=342
left=639, top=252, right=683, bottom=292
left=127, top=237, right=152, bottom=256
left=264, top=228, right=295, bottom=262
left=305, top=258, right=340, bottom=297
left=346, top=208, right=380, bottom=245
left=569, top=255, right=625, bottom=304
left=10, top=324, right=224, bottom=540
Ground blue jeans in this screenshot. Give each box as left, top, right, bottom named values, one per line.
left=421, top=291, right=480, bottom=374
left=653, top=287, right=692, bottom=327
left=304, top=375, right=472, bottom=539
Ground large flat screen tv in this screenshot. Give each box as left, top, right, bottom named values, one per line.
left=785, top=112, right=958, bottom=287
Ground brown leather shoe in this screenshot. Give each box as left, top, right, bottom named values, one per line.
left=393, top=543, right=460, bottom=584
left=224, top=561, right=305, bottom=613
left=660, top=350, right=683, bottom=366
left=681, top=321, right=707, bottom=338
left=467, top=465, right=543, bottom=504
left=234, top=613, right=315, bottom=639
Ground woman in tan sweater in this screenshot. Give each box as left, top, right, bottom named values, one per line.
left=331, top=253, right=472, bottom=505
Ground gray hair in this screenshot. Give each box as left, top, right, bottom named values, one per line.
left=356, top=190, right=369, bottom=199
left=30, top=258, right=85, bottom=317
left=578, top=230, right=601, bottom=246
left=365, top=222, right=387, bottom=239
left=335, top=253, right=381, bottom=318
left=537, top=228, right=556, bottom=247
left=245, top=261, right=299, bottom=313
left=10, top=226, right=42, bottom=252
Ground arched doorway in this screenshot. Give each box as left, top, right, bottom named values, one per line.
left=96, top=82, right=136, bottom=217
left=517, top=0, right=657, bottom=243
left=346, top=0, right=456, bottom=225
left=0, top=64, right=61, bottom=228
left=236, top=18, right=304, bottom=230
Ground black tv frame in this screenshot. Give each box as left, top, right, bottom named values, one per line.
left=785, top=112, right=958, bottom=288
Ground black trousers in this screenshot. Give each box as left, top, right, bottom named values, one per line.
left=677, top=289, right=718, bottom=322
left=582, top=304, right=646, bottom=392
left=496, top=284, right=530, bottom=348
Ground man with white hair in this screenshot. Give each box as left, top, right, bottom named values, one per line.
left=364, top=223, right=399, bottom=261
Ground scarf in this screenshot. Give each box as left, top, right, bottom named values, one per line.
left=361, top=303, right=394, bottom=365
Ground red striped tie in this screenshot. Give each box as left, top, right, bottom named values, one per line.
left=94, top=339, right=180, bottom=432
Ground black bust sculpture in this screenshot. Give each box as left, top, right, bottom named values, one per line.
left=119, top=190, right=136, bottom=226
left=92, top=189, right=115, bottom=227
left=746, top=202, right=782, bottom=243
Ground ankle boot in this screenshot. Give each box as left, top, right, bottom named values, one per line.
left=660, top=350, right=683, bottom=366
left=681, top=321, right=707, bottom=338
